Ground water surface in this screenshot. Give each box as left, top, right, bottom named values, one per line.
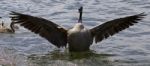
left=0, top=0, right=150, bottom=66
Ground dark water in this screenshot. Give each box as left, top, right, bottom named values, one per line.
left=0, top=0, right=150, bottom=66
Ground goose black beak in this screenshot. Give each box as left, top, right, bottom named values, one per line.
left=78, top=6, right=83, bottom=13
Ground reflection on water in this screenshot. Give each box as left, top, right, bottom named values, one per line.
left=0, top=47, right=27, bottom=66
left=27, top=50, right=115, bottom=66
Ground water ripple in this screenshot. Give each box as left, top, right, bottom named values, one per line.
left=0, top=0, right=150, bottom=66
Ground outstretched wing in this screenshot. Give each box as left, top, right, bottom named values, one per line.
left=10, top=11, right=67, bottom=47
left=90, top=13, right=146, bottom=43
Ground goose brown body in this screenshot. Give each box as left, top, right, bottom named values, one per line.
left=68, top=23, right=93, bottom=51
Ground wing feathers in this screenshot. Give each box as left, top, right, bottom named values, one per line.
left=91, top=13, right=146, bottom=43
left=10, top=11, right=67, bottom=47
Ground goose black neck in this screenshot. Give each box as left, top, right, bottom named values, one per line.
left=2, top=21, right=4, bottom=26
left=10, top=22, right=15, bottom=33
left=78, top=7, right=83, bottom=23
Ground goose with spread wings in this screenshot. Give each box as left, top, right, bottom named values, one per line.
left=10, top=7, right=146, bottom=52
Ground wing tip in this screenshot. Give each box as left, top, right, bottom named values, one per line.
left=137, top=12, right=147, bottom=18
left=10, top=11, right=17, bottom=15
left=132, top=12, right=147, bottom=22
left=10, top=11, right=24, bottom=16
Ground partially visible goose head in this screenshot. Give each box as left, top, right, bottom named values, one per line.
left=0, top=21, right=18, bottom=33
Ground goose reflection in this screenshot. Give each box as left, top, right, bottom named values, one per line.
left=27, top=51, right=115, bottom=66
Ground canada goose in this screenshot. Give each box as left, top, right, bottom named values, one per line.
left=0, top=21, right=17, bottom=33
left=10, top=7, right=146, bottom=52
